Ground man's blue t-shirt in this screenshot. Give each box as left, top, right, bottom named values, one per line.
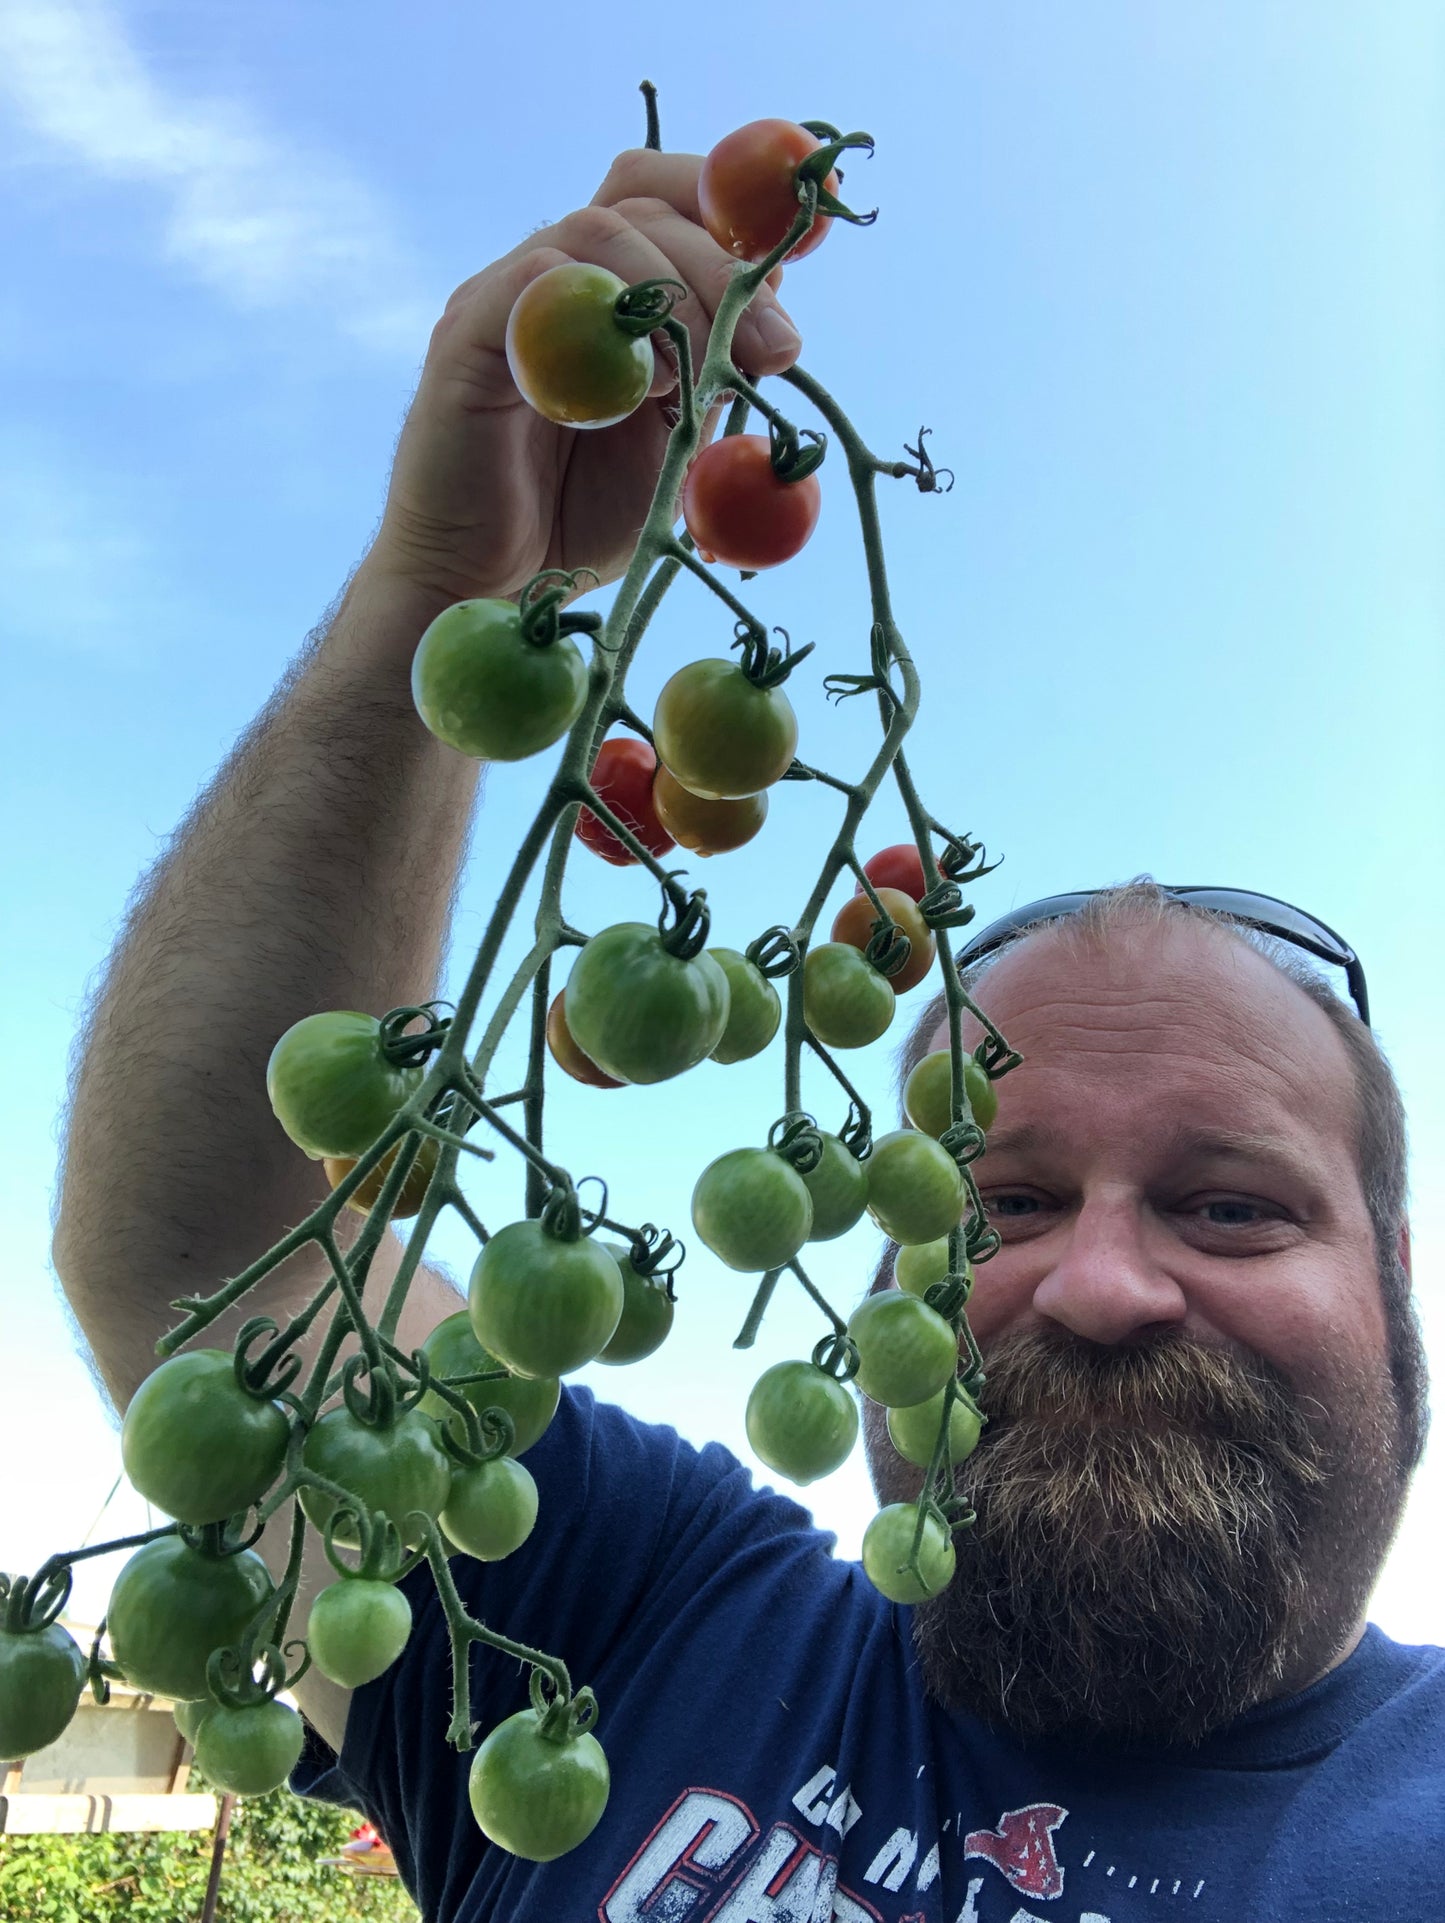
left=295, top=1388, right=1445, bottom=1922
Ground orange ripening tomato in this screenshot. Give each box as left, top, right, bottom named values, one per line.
left=575, top=736, right=675, bottom=867
left=681, top=436, right=821, bottom=572
left=547, top=990, right=624, bottom=1090
left=324, top=1136, right=442, bottom=1218
left=831, top=886, right=936, bottom=994
left=855, top=843, right=929, bottom=904
left=652, top=766, right=768, bottom=856
left=699, top=119, right=839, bottom=263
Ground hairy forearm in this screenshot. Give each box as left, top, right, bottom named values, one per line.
left=54, top=555, right=475, bottom=1403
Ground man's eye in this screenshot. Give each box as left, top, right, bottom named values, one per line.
left=986, top=1193, right=1043, bottom=1218
left=1189, top=1196, right=1284, bottom=1229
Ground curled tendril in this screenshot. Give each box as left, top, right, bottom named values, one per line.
left=746, top=925, right=801, bottom=978
left=540, top=1181, right=583, bottom=1243
left=205, top=1637, right=292, bottom=1711
left=625, top=1223, right=684, bottom=1284
left=916, top=880, right=977, bottom=936
left=768, top=1111, right=824, bottom=1175
left=181, top=1513, right=265, bottom=1559
left=823, top=667, right=897, bottom=711
left=810, top=1330, right=860, bottom=1383
left=940, top=1119, right=987, bottom=1168
left=612, top=276, right=687, bottom=337
left=391, top=1347, right=433, bottom=1414
left=731, top=623, right=816, bottom=690
left=574, top=1174, right=610, bottom=1238
left=923, top=1274, right=973, bottom=1322
left=340, top=1352, right=400, bottom=1429
left=378, top=1002, right=453, bottom=1067
left=234, top=1316, right=304, bottom=1402
left=656, top=885, right=711, bottom=960
left=87, top=1625, right=112, bottom=1706
left=975, top=1034, right=1024, bottom=1078
left=937, top=832, right=1003, bottom=886
left=902, top=426, right=954, bottom=495
left=863, top=920, right=912, bottom=980
left=965, top=1218, right=1002, bottom=1265
left=2, top=1564, right=74, bottom=1634
left=518, top=569, right=604, bottom=646
left=838, top=1101, right=873, bottom=1160
left=767, top=418, right=827, bottom=485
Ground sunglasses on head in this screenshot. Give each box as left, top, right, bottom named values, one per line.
left=953, top=886, right=1370, bottom=1027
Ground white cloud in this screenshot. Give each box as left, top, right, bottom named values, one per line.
left=0, top=0, right=431, bottom=352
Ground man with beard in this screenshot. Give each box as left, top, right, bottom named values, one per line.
left=51, top=145, right=1442, bottom=1923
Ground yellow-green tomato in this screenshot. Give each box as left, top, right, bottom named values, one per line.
left=895, top=1237, right=950, bottom=1297
left=904, top=1048, right=999, bottom=1137
left=846, top=1292, right=957, bottom=1408
left=746, top=1360, right=858, bottom=1485
left=441, top=1455, right=539, bottom=1562
left=418, top=1313, right=560, bottom=1456
left=886, top=1385, right=985, bottom=1469
left=411, top=599, right=588, bottom=762
left=861, top=1502, right=957, bottom=1603
left=653, top=659, right=798, bottom=800
left=469, top=1221, right=624, bottom=1378
left=505, top=262, right=654, bottom=429
left=692, top=1148, right=813, bottom=1272
left=306, top=1578, right=413, bottom=1688
left=802, top=943, right=895, bottom=1049
left=121, top=1350, right=289, bottom=1525
left=595, top=1246, right=675, bottom=1365
left=565, top=925, right=731, bottom=1085
left=866, top=1131, right=964, bottom=1246
left=266, top=1011, right=422, bottom=1160
left=802, top=1133, right=870, bottom=1242
left=707, top=948, right=781, bottom=1063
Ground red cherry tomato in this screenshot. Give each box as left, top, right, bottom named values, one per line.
left=681, top=436, right=821, bottom=573
left=699, top=119, right=839, bottom=264
left=575, top=736, right=675, bottom=867
left=854, top=844, right=929, bottom=904
left=545, top=990, right=623, bottom=1090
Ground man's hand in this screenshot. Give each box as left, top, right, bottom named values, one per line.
left=368, top=148, right=802, bottom=610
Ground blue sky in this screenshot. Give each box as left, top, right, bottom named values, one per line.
left=3, top=1, right=1442, bottom=1640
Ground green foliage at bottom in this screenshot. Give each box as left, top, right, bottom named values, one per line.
left=0, top=1774, right=418, bottom=1923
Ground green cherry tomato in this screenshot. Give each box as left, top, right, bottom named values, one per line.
left=505, top=262, right=654, bottom=430
left=412, top=599, right=588, bottom=763
left=707, top=948, right=781, bottom=1064
left=846, top=1292, right=958, bottom=1408
left=895, top=1236, right=966, bottom=1299
left=802, top=943, right=896, bottom=1049
left=801, top=1133, right=870, bottom=1242
left=862, top=1502, right=957, bottom=1604
left=468, top=1708, right=611, bottom=1862
left=299, top=1407, right=452, bottom=1549
left=469, top=1220, right=624, bottom=1378
left=0, top=1622, right=87, bottom=1758
left=441, top=1455, right=540, bottom=1562
left=195, top=1699, right=306, bottom=1797
left=419, top=1312, right=560, bottom=1456
left=886, top=1385, right=985, bottom=1469
left=691, top=1148, right=813, bottom=1272
left=306, top=1578, right=414, bottom=1688
left=904, top=1048, right=999, bottom=1137
left=173, top=1697, right=214, bottom=1747
left=866, top=1130, right=964, bottom=1246
left=745, top=1361, right=859, bottom=1485
left=565, top=924, right=730, bottom=1085
left=653, top=659, right=798, bottom=800
left=121, top=1350, right=290, bottom=1525
left=266, top=1011, right=422, bottom=1160
left=108, top=1536, right=274, bottom=1702
left=595, top=1246, right=675, bottom=1365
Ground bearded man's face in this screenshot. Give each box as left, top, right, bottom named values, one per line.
left=864, top=920, right=1413, bottom=1748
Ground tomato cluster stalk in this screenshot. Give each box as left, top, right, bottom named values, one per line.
left=4, top=103, right=1021, bottom=1863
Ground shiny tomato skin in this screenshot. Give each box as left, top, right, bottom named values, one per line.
left=887, top=1385, right=984, bottom=1470
left=802, top=942, right=896, bottom=1049
left=831, top=886, right=936, bottom=993
left=855, top=844, right=930, bottom=903
left=505, top=262, right=654, bottom=429
left=418, top=1312, right=560, bottom=1456
left=412, top=599, right=588, bottom=762
left=468, top=1709, right=611, bottom=1862
left=595, top=1245, right=675, bottom=1365
left=698, top=119, right=838, bottom=263
left=862, top=1502, right=956, bottom=1604
left=707, top=948, right=781, bottom=1064
left=121, top=1349, right=289, bottom=1525
left=469, top=1220, right=624, bottom=1378
left=441, top=1455, right=540, bottom=1561
left=652, top=766, right=768, bottom=856
left=298, top=1407, right=452, bottom=1549
left=107, top=1536, right=275, bottom=1702
left=654, top=656, right=798, bottom=800
left=195, top=1699, right=306, bottom=1797
left=691, top=1148, right=814, bottom=1272
left=306, top=1578, right=413, bottom=1688
left=846, top=1291, right=957, bottom=1408
left=0, top=1623, right=87, bottom=1759
left=564, top=924, right=731, bottom=1084
left=904, top=1048, right=999, bottom=1137
left=576, top=736, right=675, bottom=866
left=866, top=1130, right=965, bottom=1246
left=746, top=1360, right=858, bottom=1485
left=267, top=1011, right=422, bottom=1160
left=545, top=988, right=624, bottom=1090
left=895, top=1236, right=959, bottom=1299
left=801, top=1132, right=870, bottom=1242
left=324, top=1136, right=442, bottom=1218
left=680, top=436, right=821, bottom=572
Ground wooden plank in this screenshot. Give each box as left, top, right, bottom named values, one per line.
left=0, top=1791, right=218, bottom=1835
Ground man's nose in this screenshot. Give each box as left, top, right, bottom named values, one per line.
left=1030, top=1196, right=1188, bottom=1345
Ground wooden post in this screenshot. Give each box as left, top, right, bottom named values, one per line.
left=198, top=1792, right=235, bottom=1923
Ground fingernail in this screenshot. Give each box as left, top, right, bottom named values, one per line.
left=755, top=305, right=801, bottom=356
